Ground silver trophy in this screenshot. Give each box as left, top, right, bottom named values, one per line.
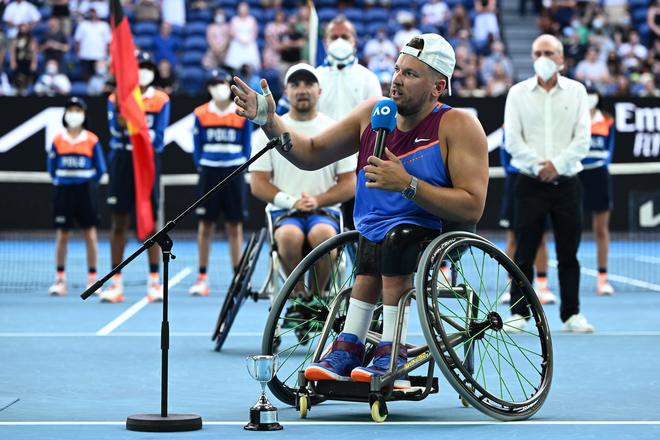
left=244, top=355, right=283, bottom=431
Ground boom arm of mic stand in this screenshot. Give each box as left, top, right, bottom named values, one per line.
left=81, top=132, right=292, bottom=300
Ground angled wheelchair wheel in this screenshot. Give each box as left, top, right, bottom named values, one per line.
left=212, top=228, right=266, bottom=351
left=415, top=232, right=553, bottom=421
left=261, top=230, right=362, bottom=406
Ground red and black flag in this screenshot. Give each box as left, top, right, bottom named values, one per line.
left=110, top=0, right=155, bottom=240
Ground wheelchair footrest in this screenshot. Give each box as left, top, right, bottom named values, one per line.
left=314, top=376, right=438, bottom=402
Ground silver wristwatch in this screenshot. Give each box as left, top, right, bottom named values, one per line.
left=401, top=176, right=418, bottom=200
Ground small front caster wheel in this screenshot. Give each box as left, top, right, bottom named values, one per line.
left=370, top=400, right=388, bottom=423
left=299, top=395, right=309, bottom=419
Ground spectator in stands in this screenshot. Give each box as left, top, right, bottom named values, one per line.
left=574, top=46, right=609, bottom=89
left=393, top=11, right=421, bottom=50
left=551, top=0, right=577, bottom=32
left=2, top=0, right=40, bottom=39
left=86, top=59, right=109, bottom=95
left=451, top=44, right=478, bottom=90
left=153, top=58, right=177, bottom=95
left=421, top=0, right=450, bottom=34
left=448, top=4, right=471, bottom=39
left=39, top=17, right=69, bottom=67
left=603, top=0, right=628, bottom=29
left=618, top=31, right=647, bottom=61
left=610, top=73, right=630, bottom=96
left=203, top=8, right=230, bottom=69
left=134, top=0, right=160, bottom=22
left=153, top=21, right=179, bottom=68
left=473, top=0, right=500, bottom=52
left=34, top=59, right=71, bottom=96
left=262, top=9, right=288, bottom=71
left=458, top=74, right=487, bottom=97
left=239, top=63, right=260, bottom=91
left=486, top=62, right=512, bottom=96
left=0, top=28, right=14, bottom=95
left=225, top=2, right=261, bottom=72
left=363, top=28, right=397, bottom=76
left=278, top=15, right=305, bottom=71
left=72, top=0, right=109, bottom=21
left=73, top=8, right=111, bottom=81
left=9, top=23, right=37, bottom=95
left=638, top=74, right=660, bottom=97
left=162, top=0, right=185, bottom=27
left=49, top=0, right=72, bottom=36
left=481, top=40, right=513, bottom=84
left=649, top=0, right=660, bottom=45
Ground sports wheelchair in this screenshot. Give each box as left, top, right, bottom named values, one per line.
left=211, top=208, right=347, bottom=351
left=260, top=228, right=554, bottom=422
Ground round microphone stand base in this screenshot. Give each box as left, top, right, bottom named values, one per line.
left=126, top=414, right=203, bottom=432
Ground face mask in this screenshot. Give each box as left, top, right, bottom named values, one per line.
left=215, top=14, right=225, bottom=23
left=138, top=68, right=155, bottom=87
left=46, top=64, right=58, bottom=75
left=592, top=18, right=604, bottom=29
left=533, top=56, right=558, bottom=82
left=326, top=38, right=355, bottom=67
left=65, top=111, right=85, bottom=128
left=587, top=94, right=599, bottom=110
left=209, top=83, right=231, bottom=101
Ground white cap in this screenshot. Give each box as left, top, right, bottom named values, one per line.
left=400, top=34, right=456, bottom=95
left=284, top=63, right=319, bottom=84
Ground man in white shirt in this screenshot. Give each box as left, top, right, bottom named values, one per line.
left=315, top=16, right=382, bottom=122
left=2, top=0, right=40, bottom=39
left=504, top=34, right=594, bottom=333
left=73, top=8, right=111, bottom=80
left=249, top=63, right=356, bottom=301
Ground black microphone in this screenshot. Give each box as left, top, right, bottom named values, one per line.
left=370, top=99, right=398, bottom=158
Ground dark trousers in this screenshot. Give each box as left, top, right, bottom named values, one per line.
left=510, top=174, right=582, bottom=322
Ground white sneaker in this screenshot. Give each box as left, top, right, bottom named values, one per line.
left=536, top=285, right=557, bottom=304
left=499, top=291, right=511, bottom=304
left=562, top=313, right=594, bottom=333
left=188, top=276, right=209, bottom=296
left=503, top=314, right=528, bottom=333
left=86, top=275, right=102, bottom=296
left=597, top=281, right=614, bottom=296
left=99, top=276, right=124, bottom=303
left=48, top=276, right=67, bottom=296
left=147, top=277, right=163, bottom=302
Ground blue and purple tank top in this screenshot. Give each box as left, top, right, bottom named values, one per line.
left=354, top=103, right=453, bottom=242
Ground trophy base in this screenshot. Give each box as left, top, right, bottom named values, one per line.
left=126, top=414, right=202, bottom=432
left=244, top=406, right=283, bottom=431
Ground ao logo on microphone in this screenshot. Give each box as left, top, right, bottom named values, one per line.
left=372, top=105, right=392, bottom=116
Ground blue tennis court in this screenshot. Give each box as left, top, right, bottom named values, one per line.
left=1, top=234, right=659, bottom=439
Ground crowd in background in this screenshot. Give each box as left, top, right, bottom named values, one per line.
left=0, top=0, right=658, bottom=98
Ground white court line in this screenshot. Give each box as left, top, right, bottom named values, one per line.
left=95, top=267, right=192, bottom=336
left=634, top=255, right=660, bottom=265
left=1, top=421, right=660, bottom=426
left=549, top=261, right=660, bottom=293
left=2, top=331, right=660, bottom=337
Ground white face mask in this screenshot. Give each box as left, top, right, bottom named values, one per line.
left=209, top=83, right=231, bottom=102
left=138, top=68, right=155, bottom=87
left=326, top=38, right=355, bottom=66
left=46, top=64, right=58, bottom=75
left=533, top=56, right=558, bottom=82
left=65, top=111, right=85, bottom=128
left=587, top=94, right=599, bottom=110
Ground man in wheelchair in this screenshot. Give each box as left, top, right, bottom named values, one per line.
left=249, top=64, right=357, bottom=322
left=233, top=35, right=488, bottom=389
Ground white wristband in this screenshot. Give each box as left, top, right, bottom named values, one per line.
left=273, top=191, right=297, bottom=209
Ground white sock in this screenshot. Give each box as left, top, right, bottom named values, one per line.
left=342, top=298, right=376, bottom=344
left=381, top=305, right=410, bottom=345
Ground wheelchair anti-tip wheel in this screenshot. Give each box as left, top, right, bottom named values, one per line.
left=212, top=228, right=266, bottom=351
left=261, top=230, right=363, bottom=406
left=415, top=231, right=553, bottom=421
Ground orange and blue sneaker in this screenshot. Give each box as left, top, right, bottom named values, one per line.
left=351, top=342, right=411, bottom=389
left=304, top=333, right=364, bottom=381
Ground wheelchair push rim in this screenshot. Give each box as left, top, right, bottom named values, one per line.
left=262, top=230, right=360, bottom=406
left=416, top=233, right=553, bottom=421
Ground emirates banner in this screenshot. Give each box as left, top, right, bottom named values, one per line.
left=1, top=96, right=658, bottom=231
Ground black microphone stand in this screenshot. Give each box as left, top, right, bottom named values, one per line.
left=81, top=133, right=292, bottom=432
